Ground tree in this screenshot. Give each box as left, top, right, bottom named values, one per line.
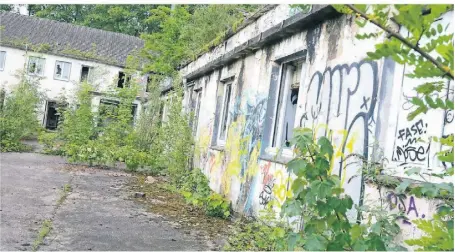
left=141, top=4, right=261, bottom=77
left=27, top=5, right=165, bottom=36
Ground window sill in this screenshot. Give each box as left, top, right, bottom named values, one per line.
left=54, top=77, right=70, bottom=82
left=210, top=145, right=225, bottom=152
left=259, top=153, right=292, bottom=165
left=366, top=174, right=452, bottom=200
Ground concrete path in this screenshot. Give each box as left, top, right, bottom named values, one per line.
left=0, top=153, right=209, bottom=251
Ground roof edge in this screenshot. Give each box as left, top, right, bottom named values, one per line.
left=183, top=5, right=340, bottom=81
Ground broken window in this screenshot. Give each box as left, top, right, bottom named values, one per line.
left=0, top=51, right=6, bottom=71
left=80, top=65, right=92, bottom=83
left=272, top=59, right=303, bottom=149
left=98, top=99, right=137, bottom=126
left=28, top=56, right=45, bottom=76
left=44, top=101, right=66, bottom=130
left=217, top=80, right=232, bottom=144
left=192, top=89, right=202, bottom=136
left=54, top=61, right=71, bottom=81
left=117, top=71, right=131, bottom=88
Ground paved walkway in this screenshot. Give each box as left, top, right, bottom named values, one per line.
left=0, top=153, right=209, bottom=251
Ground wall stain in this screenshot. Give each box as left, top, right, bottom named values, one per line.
left=326, top=17, right=344, bottom=60
left=305, top=23, right=322, bottom=63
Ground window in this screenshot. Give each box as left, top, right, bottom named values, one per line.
left=28, top=57, right=45, bottom=76
left=192, top=90, right=202, bottom=136
left=0, top=51, right=6, bottom=71
left=80, top=65, right=92, bottom=83
left=117, top=71, right=131, bottom=88
left=271, top=60, right=303, bottom=149
left=217, top=81, right=233, bottom=144
left=54, top=61, right=71, bottom=81
left=98, top=99, right=137, bottom=126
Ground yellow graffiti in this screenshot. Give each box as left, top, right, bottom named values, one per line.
left=221, top=116, right=244, bottom=195
left=313, top=123, right=359, bottom=185
left=271, top=169, right=293, bottom=205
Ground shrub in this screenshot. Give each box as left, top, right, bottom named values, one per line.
left=0, top=72, right=42, bottom=152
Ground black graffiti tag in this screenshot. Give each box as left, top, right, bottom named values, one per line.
left=393, top=119, right=430, bottom=163
left=258, top=182, right=274, bottom=206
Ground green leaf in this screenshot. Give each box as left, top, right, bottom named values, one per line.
left=350, top=224, right=364, bottom=240
left=304, top=234, right=327, bottom=251
left=405, top=167, right=421, bottom=176
left=318, top=136, right=334, bottom=160
left=315, top=157, right=330, bottom=172
left=396, top=179, right=412, bottom=194
left=287, top=159, right=307, bottom=177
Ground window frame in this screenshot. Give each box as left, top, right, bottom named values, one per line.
left=192, top=88, right=203, bottom=136
left=217, top=80, right=233, bottom=146
left=0, top=51, right=6, bottom=71
left=266, top=57, right=306, bottom=158
left=54, top=60, right=72, bottom=81
left=27, top=56, right=46, bottom=76
left=80, top=65, right=93, bottom=83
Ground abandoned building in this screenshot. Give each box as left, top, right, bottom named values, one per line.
left=0, top=11, right=146, bottom=129
left=179, top=4, right=453, bottom=242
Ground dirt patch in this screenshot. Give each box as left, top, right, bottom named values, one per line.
left=127, top=176, right=233, bottom=250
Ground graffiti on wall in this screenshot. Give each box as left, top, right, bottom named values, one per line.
left=258, top=162, right=274, bottom=206
left=233, top=96, right=268, bottom=214
left=392, top=119, right=431, bottom=165
left=300, top=60, right=379, bottom=207
left=386, top=191, right=427, bottom=225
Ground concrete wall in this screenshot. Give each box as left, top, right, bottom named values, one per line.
left=180, top=4, right=454, bottom=242
left=0, top=46, right=145, bottom=126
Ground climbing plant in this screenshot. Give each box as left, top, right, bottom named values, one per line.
left=280, top=128, right=404, bottom=251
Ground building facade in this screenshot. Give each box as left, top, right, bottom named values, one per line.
left=180, top=5, right=453, bottom=241
left=0, top=11, right=146, bottom=129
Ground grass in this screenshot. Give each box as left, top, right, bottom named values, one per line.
left=57, top=184, right=72, bottom=205
left=32, top=219, right=52, bottom=251
left=31, top=183, right=71, bottom=251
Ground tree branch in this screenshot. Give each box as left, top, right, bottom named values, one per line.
left=345, top=4, right=454, bottom=80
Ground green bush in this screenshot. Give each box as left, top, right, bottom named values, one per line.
left=38, top=131, right=64, bottom=155
left=224, top=215, right=290, bottom=251
left=179, top=168, right=231, bottom=219
left=0, top=72, right=42, bottom=152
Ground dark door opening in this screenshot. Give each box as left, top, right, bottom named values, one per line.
left=45, top=101, right=59, bottom=130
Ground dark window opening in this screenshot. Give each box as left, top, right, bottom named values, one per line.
left=193, top=91, right=202, bottom=136
left=272, top=60, right=303, bottom=148
left=81, top=66, right=90, bottom=83
left=117, top=72, right=131, bottom=88
left=146, top=76, right=151, bottom=92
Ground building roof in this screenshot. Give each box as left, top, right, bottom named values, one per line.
left=0, top=11, right=144, bottom=67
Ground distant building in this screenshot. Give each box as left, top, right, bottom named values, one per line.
left=0, top=11, right=146, bottom=129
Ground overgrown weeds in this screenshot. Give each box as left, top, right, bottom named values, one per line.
left=32, top=219, right=52, bottom=251
left=0, top=71, right=42, bottom=152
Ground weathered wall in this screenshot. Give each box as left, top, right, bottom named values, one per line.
left=181, top=5, right=453, bottom=242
